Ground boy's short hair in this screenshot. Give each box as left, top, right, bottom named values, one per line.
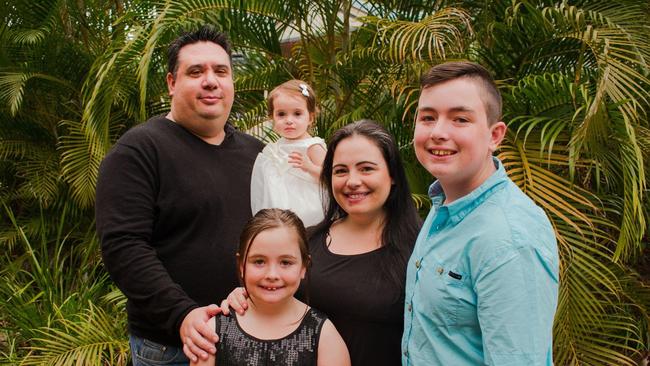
left=420, top=61, right=502, bottom=125
left=167, top=25, right=232, bottom=77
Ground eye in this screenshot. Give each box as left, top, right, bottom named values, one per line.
left=294, top=111, right=302, bottom=116
left=216, top=67, right=229, bottom=76
left=251, top=259, right=265, bottom=266
left=418, top=114, right=435, bottom=123
left=360, top=166, right=375, bottom=173
left=276, top=111, right=286, bottom=117
left=188, top=69, right=202, bottom=77
left=332, top=167, right=348, bottom=175
left=455, top=117, right=470, bottom=123
left=280, top=260, right=294, bottom=267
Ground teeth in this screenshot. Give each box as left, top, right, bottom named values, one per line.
left=348, top=193, right=367, bottom=199
left=431, top=150, right=454, bottom=156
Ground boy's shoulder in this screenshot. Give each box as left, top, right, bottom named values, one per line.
left=468, top=177, right=555, bottom=249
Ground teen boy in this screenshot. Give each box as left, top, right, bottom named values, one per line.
left=401, top=61, right=559, bottom=365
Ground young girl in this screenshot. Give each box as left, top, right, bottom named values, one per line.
left=250, top=80, right=327, bottom=227
left=191, top=209, right=350, bottom=366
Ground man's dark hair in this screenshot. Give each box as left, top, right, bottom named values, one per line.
left=420, top=61, right=502, bottom=124
left=167, top=25, right=232, bottom=77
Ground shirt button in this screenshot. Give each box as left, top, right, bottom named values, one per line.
left=407, top=303, right=412, bottom=312
left=415, top=260, right=421, bottom=268
left=437, top=267, right=444, bottom=275
left=404, top=350, right=409, bottom=357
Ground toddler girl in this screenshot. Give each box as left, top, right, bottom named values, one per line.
left=191, top=209, right=349, bottom=366
left=250, top=80, right=326, bottom=227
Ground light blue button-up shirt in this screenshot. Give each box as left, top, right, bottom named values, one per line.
left=402, top=158, right=559, bottom=366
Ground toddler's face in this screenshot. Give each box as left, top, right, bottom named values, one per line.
left=272, top=93, right=313, bottom=140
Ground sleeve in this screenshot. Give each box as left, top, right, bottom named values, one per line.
left=95, top=142, right=198, bottom=336
left=308, top=137, right=327, bottom=150
left=474, top=243, right=558, bottom=366
left=250, top=153, right=265, bottom=215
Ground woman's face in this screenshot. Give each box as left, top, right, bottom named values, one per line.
left=331, top=135, right=392, bottom=220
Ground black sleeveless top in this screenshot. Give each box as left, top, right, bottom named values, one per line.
left=302, top=230, right=407, bottom=365
left=215, top=307, right=327, bottom=365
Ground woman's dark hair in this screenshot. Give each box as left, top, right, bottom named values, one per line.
left=311, top=119, right=421, bottom=291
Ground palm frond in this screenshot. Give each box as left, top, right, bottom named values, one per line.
left=20, top=303, right=129, bottom=366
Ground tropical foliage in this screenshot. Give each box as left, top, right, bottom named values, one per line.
left=1, top=0, right=649, bottom=365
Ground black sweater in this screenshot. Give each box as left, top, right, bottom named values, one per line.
left=95, top=116, right=264, bottom=346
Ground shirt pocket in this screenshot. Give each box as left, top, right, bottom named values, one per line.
left=421, top=261, right=476, bottom=327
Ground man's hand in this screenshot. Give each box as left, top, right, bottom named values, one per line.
left=180, top=305, right=221, bottom=362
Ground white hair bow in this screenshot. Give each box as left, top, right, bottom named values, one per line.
left=299, top=84, right=309, bottom=97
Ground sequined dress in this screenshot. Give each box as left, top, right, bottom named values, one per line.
left=215, top=307, right=327, bottom=366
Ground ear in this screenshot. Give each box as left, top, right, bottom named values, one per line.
left=308, top=112, right=315, bottom=125
left=488, top=121, right=507, bottom=153
left=166, top=72, right=176, bottom=97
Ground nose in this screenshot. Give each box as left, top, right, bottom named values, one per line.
left=346, top=170, right=362, bottom=188
left=202, top=70, right=219, bottom=90
left=265, top=264, right=280, bottom=280
left=427, top=119, right=449, bottom=141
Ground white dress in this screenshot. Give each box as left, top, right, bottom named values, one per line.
left=250, top=137, right=326, bottom=227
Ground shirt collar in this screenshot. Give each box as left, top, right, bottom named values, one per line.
left=428, top=157, right=508, bottom=226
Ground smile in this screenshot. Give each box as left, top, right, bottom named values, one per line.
left=259, top=285, right=283, bottom=291
left=429, top=149, right=455, bottom=156
left=199, top=95, right=222, bottom=102
left=345, top=192, right=369, bottom=199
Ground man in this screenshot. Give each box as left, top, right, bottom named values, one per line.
left=95, top=26, right=264, bottom=365
left=402, top=61, right=559, bottom=365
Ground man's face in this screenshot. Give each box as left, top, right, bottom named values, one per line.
left=413, top=77, right=506, bottom=201
left=166, top=41, right=234, bottom=140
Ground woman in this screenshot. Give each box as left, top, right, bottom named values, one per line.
left=204, top=120, right=421, bottom=365
left=304, top=120, right=421, bottom=365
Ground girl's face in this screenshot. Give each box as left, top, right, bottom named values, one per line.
left=272, top=93, right=313, bottom=140
left=240, top=226, right=307, bottom=306
left=331, top=135, right=392, bottom=220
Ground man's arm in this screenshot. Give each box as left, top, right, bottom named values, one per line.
left=475, top=244, right=558, bottom=366
left=96, top=143, right=210, bottom=340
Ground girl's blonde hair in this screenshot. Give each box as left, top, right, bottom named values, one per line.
left=267, top=79, right=319, bottom=117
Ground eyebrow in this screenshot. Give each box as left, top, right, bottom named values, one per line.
left=247, top=253, right=298, bottom=259
left=185, top=63, right=231, bottom=70
left=332, top=161, right=379, bottom=168
left=418, top=106, right=475, bottom=113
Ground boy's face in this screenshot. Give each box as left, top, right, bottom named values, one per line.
left=413, top=77, right=506, bottom=201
